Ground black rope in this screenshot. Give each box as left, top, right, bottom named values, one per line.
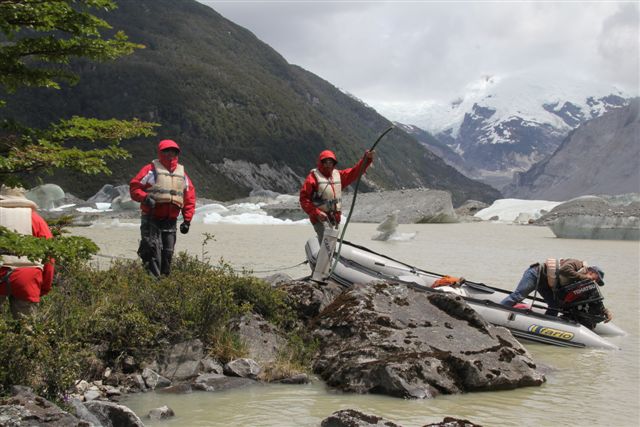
left=329, top=126, right=394, bottom=277
left=231, top=260, right=309, bottom=274
left=95, top=253, right=309, bottom=275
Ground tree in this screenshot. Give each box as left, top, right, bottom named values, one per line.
left=0, top=0, right=156, bottom=263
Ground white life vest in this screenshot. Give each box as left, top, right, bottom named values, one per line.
left=0, top=201, right=43, bottom=269
left=312, top=168, right=342, bottom=213
left=149, top=160, right=185, bottom=208
left=544, top=258, right=587, bottom=288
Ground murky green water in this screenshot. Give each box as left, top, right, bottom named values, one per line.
left=73, top=222, right=640, bottom=426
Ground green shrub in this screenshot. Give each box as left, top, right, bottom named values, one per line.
left=0, top=318, right=84, bottom=401
left=0, top=252, right=300, bottom=400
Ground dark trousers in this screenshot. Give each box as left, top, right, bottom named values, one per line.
left=138, top=216, right=177, bottom=277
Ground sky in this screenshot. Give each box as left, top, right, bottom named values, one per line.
left=198, top=1, right=639, bottom=109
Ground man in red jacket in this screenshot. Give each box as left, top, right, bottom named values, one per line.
left=299, top=149, right=375, bottom=242
left=130, top=140, right=196, bottom=277
left=0, top=185, right=55, bottom=319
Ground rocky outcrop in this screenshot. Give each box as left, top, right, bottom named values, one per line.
left=84, top=401, right=145, bottom=427
left=191, top=373, right=257, bottom=392
left=0, top=388, right=144, bottom=427
left=278, top=280, right=346, bottom=322
left=0, top=389, right=87, bottom=427
left=312, top=282, right=544, bottom=399
left=146, top=339, right=208, bottom=382
left=321, top=409, right=402, bottom=427
left=228, top=314, right=287, bottom=365
left=147, top=405, right=175, bottom=420
left=320, top=409, right=482, bottom=427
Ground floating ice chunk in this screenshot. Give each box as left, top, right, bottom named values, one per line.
left=196, top=202, right=308, bottom=225
left=372, top=211, right=417, bottom=241
left=76, top=203, right=112, bottom=213
left=475, top=198, right=562, bottom=223
left=51, top=203, right=77, bottom=212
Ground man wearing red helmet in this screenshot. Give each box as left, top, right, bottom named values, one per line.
left=130, top=139, right=196, bottom=277
left=299, top=149, right=375, bottom=241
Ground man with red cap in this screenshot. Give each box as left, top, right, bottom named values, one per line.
left=130, top=139, right=196, bottom=277
left=0, top=185, right=55, bottom=319
left=300, top=149, right=375, bottom=241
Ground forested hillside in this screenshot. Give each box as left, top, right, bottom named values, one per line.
left=2, top=0, right=500, bottom=205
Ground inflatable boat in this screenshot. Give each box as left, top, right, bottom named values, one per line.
left=305, top=237, right=626, bottom=350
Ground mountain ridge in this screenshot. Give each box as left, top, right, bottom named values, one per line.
left=503, top=99, right=640, bottom=200
left=373, top=73, right=631, bottom=188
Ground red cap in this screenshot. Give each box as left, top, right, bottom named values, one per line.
left=158, top=139, right=181, bottom=153
left=317, top=150, right=337, bottom=164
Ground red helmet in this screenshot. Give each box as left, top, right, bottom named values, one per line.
left=158, top=139, right=181, bottom=153
left=317, top=150, right=337, bottom=165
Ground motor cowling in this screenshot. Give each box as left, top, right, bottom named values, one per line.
left=556, top=279, right=607, bottom=329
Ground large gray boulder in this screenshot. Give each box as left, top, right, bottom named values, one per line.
left=312, top=282, right=544, bottom=399
left=152, top=339, right=205, bottom=381
left=84, top=401, right=144, bottom=427
left=0, top=389, right=86, bottom=427
left=321, top=409, right=402, bottom=427
left=320, top=409, right=482, bottom=427
left=228, top=314, right=287, bottom=365
left=191, top=373, right=257, bottom=392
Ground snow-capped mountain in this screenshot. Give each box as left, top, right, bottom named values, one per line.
left=503, top=99, right=639, bottom=200
left=372, top=72, right=631, bottom=189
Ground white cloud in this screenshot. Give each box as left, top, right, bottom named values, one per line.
left=598, top=3, right=640, bottom=91
left=199, top=1, right=640, bottom=104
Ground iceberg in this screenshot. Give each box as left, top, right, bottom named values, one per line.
left=549, top=215, right=640, bottom=240
left=194, top=202, right=308, bottom=225
left=372, top=211, right=417, bottom=241
left=26, top=183, right=65, bottom=210
left=475, top=199, right=562, bottom=223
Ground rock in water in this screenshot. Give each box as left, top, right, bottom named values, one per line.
left=312, top=282, right=544, bottom=399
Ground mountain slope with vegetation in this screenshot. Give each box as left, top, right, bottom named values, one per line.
left=2, top=0, right=499, bottom=205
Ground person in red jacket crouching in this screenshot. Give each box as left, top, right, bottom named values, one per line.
left=129, top=139, right=196, bottom=277
left=0, top=185, right=55, bottom=319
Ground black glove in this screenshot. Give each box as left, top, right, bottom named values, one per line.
left=143, top=195, right=156, bottom=208
left=180, top=221, right=190, bottom=234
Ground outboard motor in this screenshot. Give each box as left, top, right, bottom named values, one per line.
left=556, top=279, right=607, bottom=329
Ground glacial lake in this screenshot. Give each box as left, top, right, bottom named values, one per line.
left=72, top=222, right=640, bottom=427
